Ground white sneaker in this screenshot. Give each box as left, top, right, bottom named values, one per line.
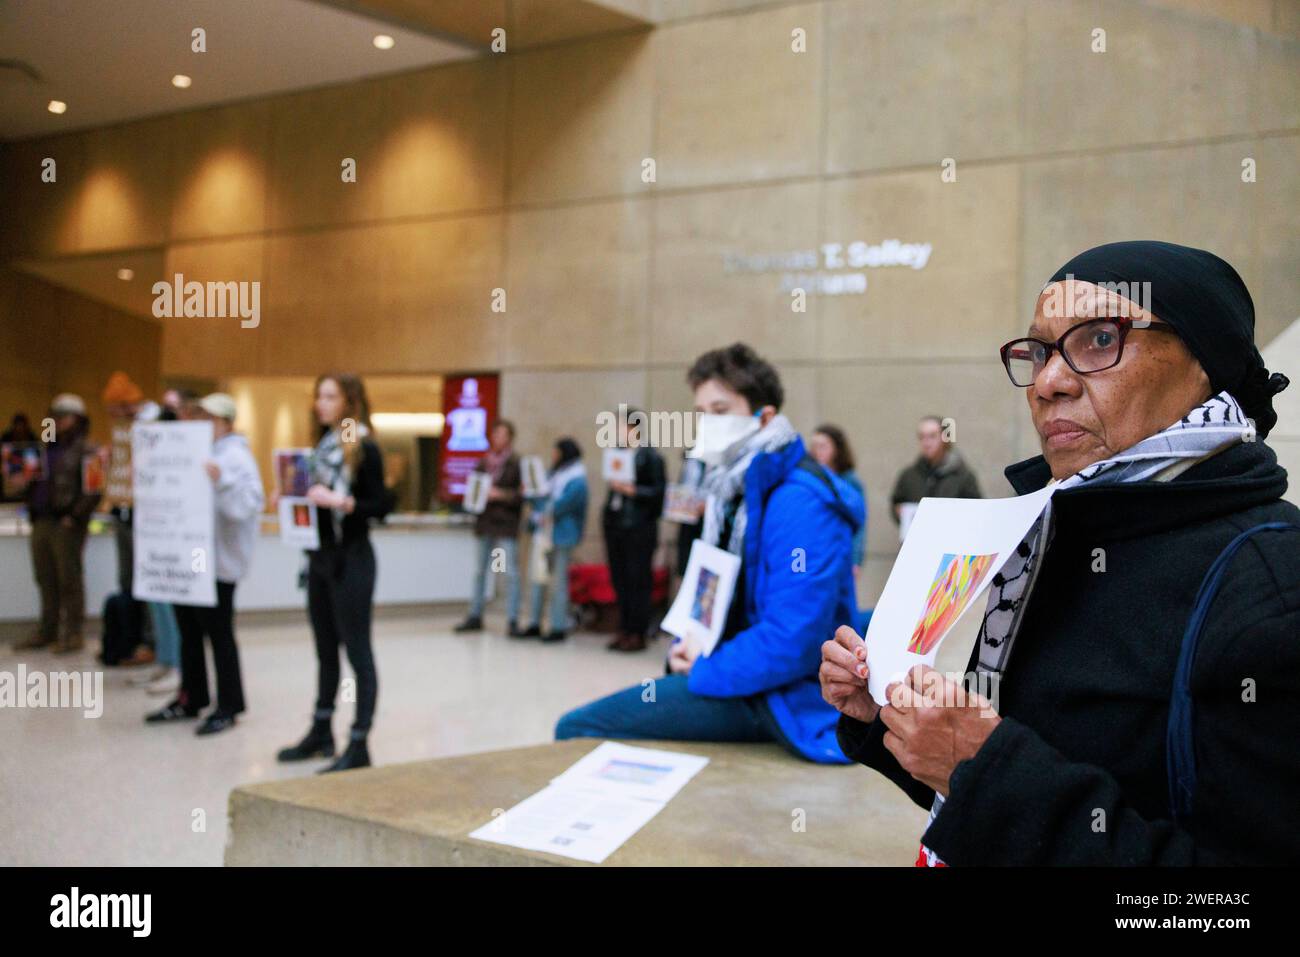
left=145, top=669, right=180, bottom=696
left=129, top=665, right=169, bottom=688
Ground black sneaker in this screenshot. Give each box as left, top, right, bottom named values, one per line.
left=145, top=701, right=200, bottom=723
left=541, top=630, right=568, bottom=643
left=196, top=712, right=237, bottom=736
left=452, top=616, right=483, bottom=633
left=514, top=624, right=542, bottom=638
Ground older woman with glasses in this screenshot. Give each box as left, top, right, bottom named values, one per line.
left=821, top=240, right=1299, bottom=865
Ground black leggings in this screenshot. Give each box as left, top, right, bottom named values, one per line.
left=307, top=539, right=377, bottom=737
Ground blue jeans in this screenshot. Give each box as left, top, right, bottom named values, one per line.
left=528, top=544, right=573, bottom=633
left=148, top=602, right=180, bottom=668
left=469, top=535, right=520, bottom=622
left=555, top=673, right=794, bottom=754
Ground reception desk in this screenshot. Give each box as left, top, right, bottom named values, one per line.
left=0, top=510, right=480, bottom=623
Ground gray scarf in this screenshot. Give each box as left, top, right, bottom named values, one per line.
left=921, top=391, right=1253, bottom=865
left=700, top=413, right=799, bottom=556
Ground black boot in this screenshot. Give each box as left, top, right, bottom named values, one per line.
left=277, top=720, right=335, bottom=762
left=319, top=736, right=371, bottom=773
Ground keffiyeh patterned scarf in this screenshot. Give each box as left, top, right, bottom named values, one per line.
left=920, top=391, right=1254, bottom=866
left=312, top=423, right=370, bottom=540
left=700, top=414, right=799, bottom=556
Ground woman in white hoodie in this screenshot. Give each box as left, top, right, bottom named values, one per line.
left=146, top=393, right=264, bottom=736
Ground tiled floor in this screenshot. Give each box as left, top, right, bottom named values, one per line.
left=0, top=608, right=658, bottom=866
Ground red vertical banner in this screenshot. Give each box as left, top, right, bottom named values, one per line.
left=439, top=373, right=499, bottom=504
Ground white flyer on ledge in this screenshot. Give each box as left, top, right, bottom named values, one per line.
left=659, top=539, right=741, bottom=658
left=469, top=742, right=709, bottom=864
left=864, top=485, right=1056, bottom=704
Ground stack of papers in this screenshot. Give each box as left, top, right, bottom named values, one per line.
left=468, top=742, right=709, bottom=863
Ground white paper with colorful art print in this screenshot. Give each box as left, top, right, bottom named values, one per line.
left=864, top=485, right=1056, bottom=705
left=463, top=470, right=492, bottom=514
left=602, top=447, right=634, bottom=482
left=660, top=539, right=741, bottom=658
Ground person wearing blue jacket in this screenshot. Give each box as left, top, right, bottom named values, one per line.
left=556, top=343, right=864, bottom=763
left=519, top=438, right=588, bottom=642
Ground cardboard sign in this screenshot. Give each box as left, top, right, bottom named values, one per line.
left=278, top=495, right=320, bottom=549
left=603, top=448, right=635, bottom=483
left=463, top=470, right=492, bottom=514
left=132, top=421, right=217, bottom=608
left=660, top=539, right=742, bottom=658
left=520, top=455, right=549, bottom=498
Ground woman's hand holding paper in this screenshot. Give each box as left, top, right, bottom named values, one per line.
left=819, top=626, right=880, bottom=724
left=880, top=665, right=1000, bottom=798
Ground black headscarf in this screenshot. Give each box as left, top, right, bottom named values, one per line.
left=1048, top=240, right=1289, bottom=437
left=553, top=437, right=581, bottom=472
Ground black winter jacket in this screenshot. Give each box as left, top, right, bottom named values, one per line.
left=839, top=440, right=1300, bottom=865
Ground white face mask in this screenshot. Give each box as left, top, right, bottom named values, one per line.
left=688, top=412, right=761, bottom=467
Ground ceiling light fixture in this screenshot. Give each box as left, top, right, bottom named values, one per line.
left=373, top=34, right=395, bottom=50
left=172, top=74, right=192, bottom=89
left=117, top=268, right=135, bottom=281
left=47, top=100, right=67, bottom=114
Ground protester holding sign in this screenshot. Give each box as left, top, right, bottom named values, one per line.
left=277, top=373, right=389, bottom=773
left=146, top=394, right=263, bottom=736
left=558, top=344, right=863, bottom=763
left=454, top=420, right=525, bottom=636
left=16, top=394, right=100, bottom=654
left=601, top=409, right=666, bottom=652
left=823, top=241, right=1300, bottom=865
left=518, top=438, right=588, bottom=643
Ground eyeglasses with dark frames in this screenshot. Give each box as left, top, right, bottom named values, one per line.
left=999, top=317, right=1179, bottom=387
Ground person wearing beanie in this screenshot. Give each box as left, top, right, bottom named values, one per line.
left=16, top=394, right=100, bottom=654
left=824, top=240, right=1299, bottom=866
left=146, top=392, right=264, bottom=736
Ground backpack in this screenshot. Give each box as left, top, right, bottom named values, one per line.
left=1167, top=521, right=1300, bottom=825
left=99, top=592, right=142, bottom=666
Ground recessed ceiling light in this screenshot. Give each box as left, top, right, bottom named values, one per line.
left=47, top=100, right=67, bottom=114
left=117, top=268, right=135, bottom=281
left=172, top=74, right=192, bottom=89
left=373, top=34, right=395, bottom=50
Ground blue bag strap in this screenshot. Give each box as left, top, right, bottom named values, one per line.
left=1167, top=521, right=1300, bottom=825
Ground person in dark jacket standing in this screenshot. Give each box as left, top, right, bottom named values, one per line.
left=454, top=419, right=525, bottom=636
left=822, top=241, right=1299, bottom=865
left=889, top=416, right=981, bottom=536
left=602, top=409, right=666, bottom=652
left=17, top=394, right=101, bottom=654
left=277, top=373, right=388, bottom=772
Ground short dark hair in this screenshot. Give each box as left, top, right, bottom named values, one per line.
left=493, top=418, right=516, bottom=440
left=686, top=343, right=783, bottom=412
left=813, top=423, right=855, bottom=474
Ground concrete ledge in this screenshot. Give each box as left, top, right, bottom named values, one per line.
left=226, top=739, right=927, bottom=866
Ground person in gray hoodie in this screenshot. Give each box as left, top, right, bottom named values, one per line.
left=146, top=393, right=264, bottom=736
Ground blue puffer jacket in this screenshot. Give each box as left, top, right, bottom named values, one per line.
left=550, top=474, right=588, bottom=549
left=687, top=435, right=865, bottom=763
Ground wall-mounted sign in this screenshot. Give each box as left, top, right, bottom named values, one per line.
left=723, top=238, right=933, bottom=297
left=439, top=373, right=500, bottom=504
